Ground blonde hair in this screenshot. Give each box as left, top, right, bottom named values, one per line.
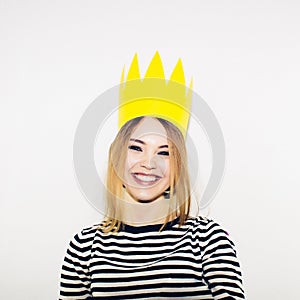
left=101, top=117, right=191, bottom=233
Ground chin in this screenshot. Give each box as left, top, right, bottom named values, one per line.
left=129, top=190, right=165, bottom=203
left=136, top=198, right=156, bottom=203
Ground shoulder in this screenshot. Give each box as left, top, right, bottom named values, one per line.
left=68, top=223, right=101, bottom=249
left=62, top=224, right=102, bottom=274
left=188, top=215, right=235, bottom=246
left=188, top=215, right=228, bottom=231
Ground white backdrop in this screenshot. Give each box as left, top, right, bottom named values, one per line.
left=1, top=1, right=299, bottom=299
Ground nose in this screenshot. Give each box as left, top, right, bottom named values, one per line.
left=140, top=152, right=156, bottom=170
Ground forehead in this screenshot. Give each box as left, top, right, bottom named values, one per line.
left=131, top=117, right=167, bottom=139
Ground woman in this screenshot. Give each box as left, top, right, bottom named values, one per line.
left=59, top=53, right=245, bottom=299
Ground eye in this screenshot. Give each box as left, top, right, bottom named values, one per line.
left=158, top=151, right=169, bottom=156
left=128, top=145, right=142, bottom=152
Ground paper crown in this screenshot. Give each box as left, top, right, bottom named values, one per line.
left=118, top=51, right=193, bottom=136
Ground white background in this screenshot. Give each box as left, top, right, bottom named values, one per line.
left=1, top=1, right=299, bottom=299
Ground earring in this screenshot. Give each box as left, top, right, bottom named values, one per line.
left=164, top=187, right=170, bottom=199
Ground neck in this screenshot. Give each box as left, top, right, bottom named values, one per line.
left=120, top=190, right=176, bottom=226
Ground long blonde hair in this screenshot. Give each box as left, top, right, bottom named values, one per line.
left=101, top=117, right=191, bottom=233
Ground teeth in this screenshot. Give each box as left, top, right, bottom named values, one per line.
left=134, top=174, right=158, bottom=182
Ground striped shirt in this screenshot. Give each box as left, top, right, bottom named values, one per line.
left=59, top=216, right=245, bottom=299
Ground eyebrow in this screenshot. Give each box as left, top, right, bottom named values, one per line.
left=129, top=138, right=168, bottom=149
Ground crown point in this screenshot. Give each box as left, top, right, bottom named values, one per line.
left=187, top=77, right=193, bottom=98
left=126, top=53, right=140, bottom=81
left=145, top=51, right=165, bottom=79
left=189, top=77, right=193, bottom=90
left=120, top=65, right=125, bottom=84
left=170, top=58, right=186, bottom=85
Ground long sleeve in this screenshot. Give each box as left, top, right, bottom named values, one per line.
left=200, top=219, right=245, bottom=299
left=59, top=226, right=96, bottom=299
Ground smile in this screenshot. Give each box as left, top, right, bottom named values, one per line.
left=131, top=173, right=162, bottom=185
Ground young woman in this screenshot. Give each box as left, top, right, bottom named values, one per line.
left=60, top=116, right=245, bottom=299
left=60, top=53, right=245, bottom=299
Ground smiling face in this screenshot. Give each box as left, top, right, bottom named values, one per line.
left=123, top=117, right=170, bottom=202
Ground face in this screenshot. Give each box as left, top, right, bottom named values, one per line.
left=123, top=117, right=170, bottom=202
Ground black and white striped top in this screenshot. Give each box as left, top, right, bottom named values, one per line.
left=59, top=216, right=245, bottom=299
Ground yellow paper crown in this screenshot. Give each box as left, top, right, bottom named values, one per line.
left=119, top=51, right=193, bottom=137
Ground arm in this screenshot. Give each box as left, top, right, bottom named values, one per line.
left=200, top=219, right=245, bottom=299
left=59, top=227, right=95, bottom=299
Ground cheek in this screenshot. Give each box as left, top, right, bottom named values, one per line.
left=125, top=153, right=139, bottom=171
left=157, top=158, right=170, bottom=176
left=165, top=161, right=171, bottom=178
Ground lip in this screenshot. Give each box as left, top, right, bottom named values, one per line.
left=131, top=172, right=162, bottom=186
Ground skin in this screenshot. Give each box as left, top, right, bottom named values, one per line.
left=123, top=117, right=170, bottom=203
